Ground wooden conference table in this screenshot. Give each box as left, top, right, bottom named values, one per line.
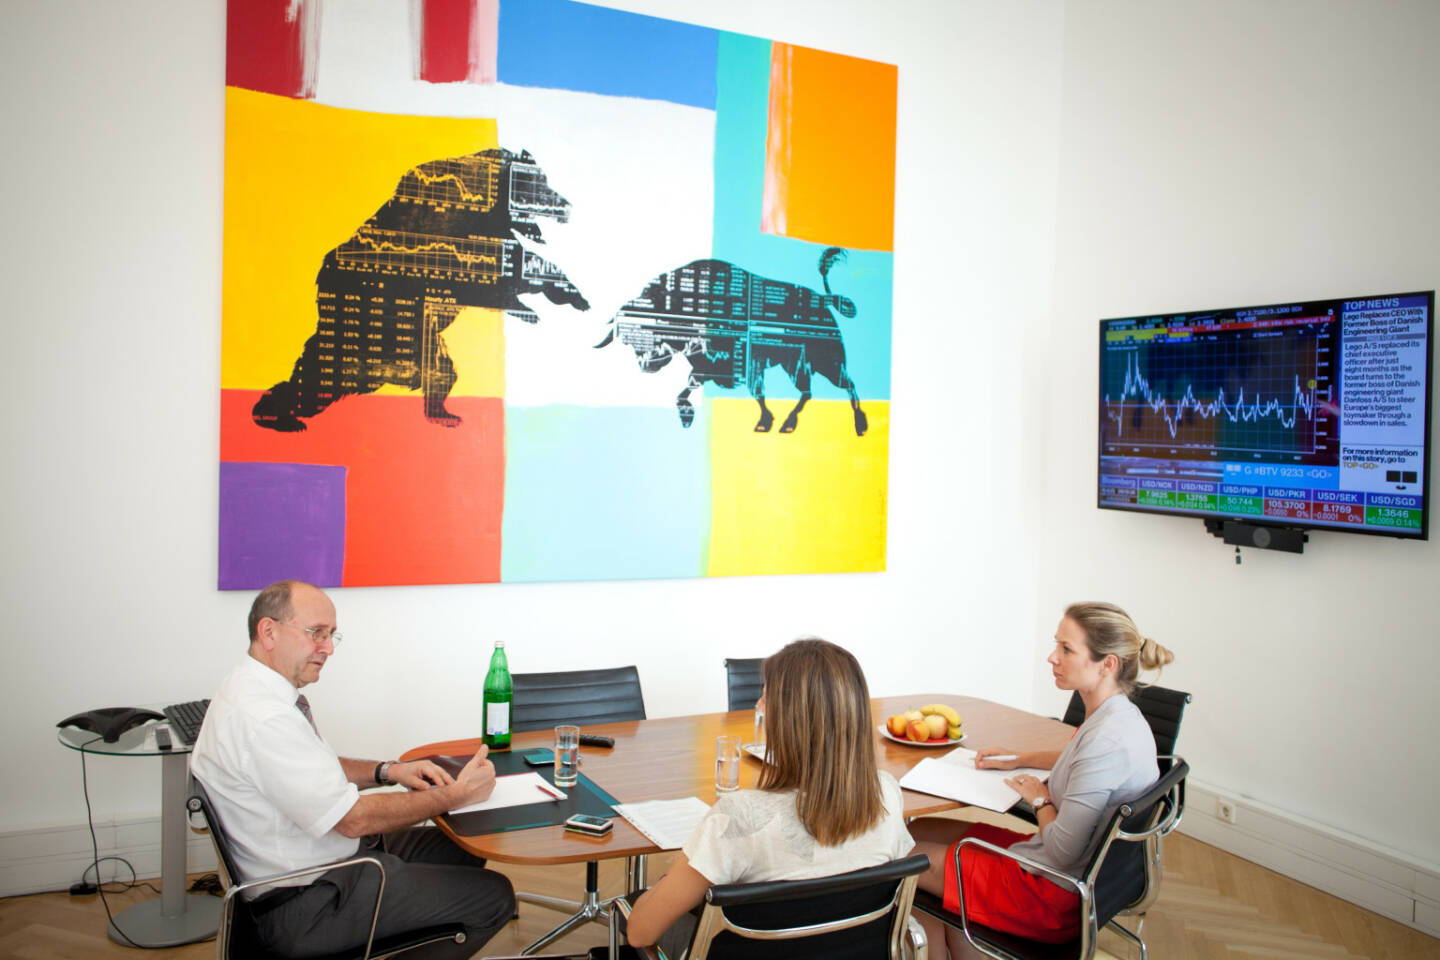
left=400, top=693, right=1074, bottom=867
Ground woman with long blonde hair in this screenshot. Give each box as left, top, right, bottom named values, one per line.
left=909, top=602, right=1175, bottom=958
left=624, top=637, right=916, bottom=950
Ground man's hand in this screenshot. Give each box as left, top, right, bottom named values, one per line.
left=334, top=746, right=498, bottom=838
left=450, top=746, right=497, bottom=807
left=388, top=759, right=454, bottom=790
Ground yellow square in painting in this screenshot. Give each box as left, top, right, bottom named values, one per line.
left=222, top=87, right=502, bottom=395
left=707, top=398, right=889, bottom=576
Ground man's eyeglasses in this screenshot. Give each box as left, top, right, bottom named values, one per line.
left=286, top=621, right=344, bottom=646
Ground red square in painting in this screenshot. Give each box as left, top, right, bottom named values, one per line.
left=221, top=390, right=504, bottom=586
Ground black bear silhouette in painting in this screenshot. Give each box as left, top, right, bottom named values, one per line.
left=252, top=148, right=590, bottom=431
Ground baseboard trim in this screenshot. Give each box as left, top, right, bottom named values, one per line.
left=1182, top=780, right=1440, bottom=938
left=0, top=815, right=217, bottom=899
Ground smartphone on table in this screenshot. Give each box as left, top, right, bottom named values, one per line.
left=564, top=813, right=613, bottom=836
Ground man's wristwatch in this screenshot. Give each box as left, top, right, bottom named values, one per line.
left=375, top=761, right=395, bottom=786
left=1031, top=796, right=1052, bottom=812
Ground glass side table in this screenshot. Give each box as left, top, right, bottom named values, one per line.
left=57, top=721, right=220, bottom=947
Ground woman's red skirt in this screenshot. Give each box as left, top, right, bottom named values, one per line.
left=941, top=823, right=1080, bottom=943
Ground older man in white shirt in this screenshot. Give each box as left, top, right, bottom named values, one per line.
left=192, top=580, right=514, bottom=958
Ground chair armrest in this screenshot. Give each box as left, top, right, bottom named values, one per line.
left=224, top=854, right=386, bottom=902
left=1155, top=754, right=1186, bottom=835
left=1115, top=755, right=1186, bottom=843
left=220, top=856, right=388, bottom=960
left=953, top=837, right=1089, bottom=956
left=607, top=893, right=671, bottom=960
left=905, top=913, right=928, bottom=960
left=952, top=838, right=1084, bottom=901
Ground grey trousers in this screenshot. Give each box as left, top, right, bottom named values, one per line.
left=254, top=826, right=515, bottom=959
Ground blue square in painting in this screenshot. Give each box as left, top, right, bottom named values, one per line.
left=498, top=0, right=718, bottom=109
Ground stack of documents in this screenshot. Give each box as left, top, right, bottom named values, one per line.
left=899, top=747, right=1051, bottom=813
left=613, top=797, right=712, bottom=850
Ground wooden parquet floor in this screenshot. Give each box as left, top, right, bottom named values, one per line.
left=2, top=832, right=1437, bottom=958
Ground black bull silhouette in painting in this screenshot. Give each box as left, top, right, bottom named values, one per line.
left=252, top=148, right=590, bottom=432
left=595, top=249, right=869, bottom=436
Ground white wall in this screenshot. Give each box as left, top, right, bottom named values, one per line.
left=1037, top=0, right=1440, bottom=867
left=0, top=0, right=1064, bottom=842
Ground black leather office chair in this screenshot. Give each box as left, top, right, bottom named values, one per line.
left=188, top=779, right=465, bottom=960
left=513, top=666, right=647, bottom=731
left=611, top=854, right=931, bottom=959
left=912, top=758, right=1188, bottom=960
left=510, top=666, right=647, bottom=954
left=723, top=658, right=764, bottom=711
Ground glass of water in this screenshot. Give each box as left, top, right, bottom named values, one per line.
left=554, top=725, right=580, bottom=788
left=715, top=735, right=742, bottom=793
left=752, top=704, right=766, bottom=763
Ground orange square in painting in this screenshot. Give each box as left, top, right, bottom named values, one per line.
left=221, top=390, right=504, bottom=586
left=763, top=44, right=897, bottom=252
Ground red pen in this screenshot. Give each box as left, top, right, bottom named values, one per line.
left=535, top=781, right=563, bottom=800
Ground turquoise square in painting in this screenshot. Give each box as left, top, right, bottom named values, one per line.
left=501, top=406, right=712, bottom=582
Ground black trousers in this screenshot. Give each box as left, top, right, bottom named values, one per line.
left=254, top=826, right=515, bottom=959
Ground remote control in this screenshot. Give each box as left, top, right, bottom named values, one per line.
left=156, top=727, right=173, bottom=751
left=578, top=734, right=614, bottom=748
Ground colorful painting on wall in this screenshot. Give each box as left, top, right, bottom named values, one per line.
left=220, top=0, right=896, bottom=588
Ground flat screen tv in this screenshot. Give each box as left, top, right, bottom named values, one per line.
left=1098, top=291, right=1433, bottom=544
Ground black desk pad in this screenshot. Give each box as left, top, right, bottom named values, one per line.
left=420, top=751, right=619, bottom=836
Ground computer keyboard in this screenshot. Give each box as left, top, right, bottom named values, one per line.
left=163, top=699, right=210, bottom=746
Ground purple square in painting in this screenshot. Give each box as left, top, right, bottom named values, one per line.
left=219, top=462, right=346, bottom=590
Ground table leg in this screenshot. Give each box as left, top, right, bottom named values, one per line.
left=106, top=751, right=219, bottom=947
left=519, top=861, right=609, bottom=955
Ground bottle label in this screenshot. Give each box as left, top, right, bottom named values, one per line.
left=485, top=702, right=510, bottom=737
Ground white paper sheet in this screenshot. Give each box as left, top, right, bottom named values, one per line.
left=612, top=797, right=713, bottom=851
left=447, top=772, right=567, bottom=814
left=898, top=747, right=1051, bottom=813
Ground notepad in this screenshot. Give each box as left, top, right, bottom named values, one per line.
left=899, top=747, right=1051, bottom=813
left=612, top=797, right=712, bottom=850
left=448, top=772, right=567, bottom=815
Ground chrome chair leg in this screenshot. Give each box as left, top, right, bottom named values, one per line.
left=1108, top=916, right=1148, bottom=960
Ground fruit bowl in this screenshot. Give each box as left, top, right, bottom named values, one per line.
left=882, top=704, right=963, bottom=744
left=877, top=724, right=965, bottom=747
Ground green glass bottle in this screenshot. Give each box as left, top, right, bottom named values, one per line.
left=482, top=640, right=512, bottom=749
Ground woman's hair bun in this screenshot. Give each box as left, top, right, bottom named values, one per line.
left=1139, top=636, right=1174, bottom=671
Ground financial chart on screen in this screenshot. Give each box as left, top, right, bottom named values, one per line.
left=1098, top=292, right=1433, bottom=538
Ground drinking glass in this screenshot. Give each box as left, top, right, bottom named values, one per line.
left=752, top=704, right=767, bottom=763
left=554, top=724, right=580, bottom=787
left=715, top=735, right=742, bottom=793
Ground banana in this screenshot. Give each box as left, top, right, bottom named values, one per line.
left=947, top=724, right=963, bottom=739
left=919, top=703, right=961, bottom=726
